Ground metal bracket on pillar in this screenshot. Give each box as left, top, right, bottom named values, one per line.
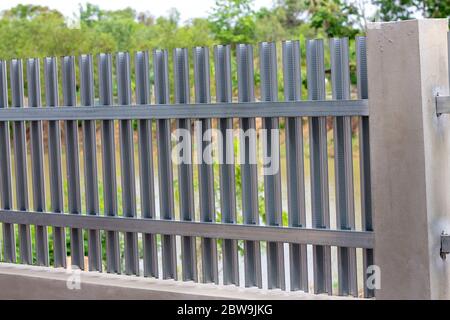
left=440, top=232, right=450, bottom=259
left=436, top=95, right=450, bottom=116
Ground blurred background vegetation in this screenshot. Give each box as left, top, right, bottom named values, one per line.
left=1, top=0, right=448, bottom=102
left=0, top=0, right=448, bottom=60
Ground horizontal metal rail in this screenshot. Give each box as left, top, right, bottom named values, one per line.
left=0, top=99, right=368, bottom=121
left=436, top=95, right=450, bottom=115
left=0, top=210, right=374, bottom=249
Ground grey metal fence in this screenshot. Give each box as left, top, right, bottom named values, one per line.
left=0, top=36, right=373, bottom=297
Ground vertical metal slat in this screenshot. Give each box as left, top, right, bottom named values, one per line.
left=330, top=37, right=358, bottom=296
left=116, top=52, right=139, bottom=275
left=282, top=40, right=308, bottom=292
left=98, top=53, right=120, bottom=273
left=259, top=42, right=285, bottom=290
left=0, top=60, right=15, bottom=263
left=44, top=57, right=66, bottom=268
left=214, top=44, right=239, bottom=286
left=10, top=59, right=32, bottom=264
left=193, top=46, right=218, bottom=284
left=154, top=49, right=177, bottom=280
left=236, top=44, right=262, bottom=288
left=356, top=36, right=374, bottom=298
left=306, top=39, right=332, bottom=294
left=62, top=56, right=84, bottom=269
left=27, top=58, right=49, bottom=266
left=80, top=54, right=102, bottom=272
left=173, top=48, right=197, bottom=282
left=135, top=51, right=158, bottom=278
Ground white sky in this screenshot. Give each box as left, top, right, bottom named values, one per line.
left=0, top=0, right=276, bottom=23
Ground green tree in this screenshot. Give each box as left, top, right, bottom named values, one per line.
left=270, top=0, right=361, bottom=38
left=208, top=0, right=256, bottom=44
left=308, top=0, right=361, bottom=38
left=2, top=4, right=62, bottom=20
left=373, top=0, right=450, bottom=21
left=79, top=3, right=104, bottom=26
left=275, top=0, right=309, bottom=28
left=254, top=7, right=289, bottom=41
left=79, top=5, right=140, bottom=51
left=0, top=4, right=83, bottom=58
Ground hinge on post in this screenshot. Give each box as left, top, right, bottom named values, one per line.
left=440, top=232, right=450, bottom=259
left=436, top=95, right=450, bottom=116
left=436, top=93, right=441, bottom=116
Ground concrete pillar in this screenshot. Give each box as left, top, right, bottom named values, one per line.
left=368, top=19, right=450, bottom=299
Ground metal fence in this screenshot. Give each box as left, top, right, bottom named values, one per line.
left=0, top=36, right=374, bottom=297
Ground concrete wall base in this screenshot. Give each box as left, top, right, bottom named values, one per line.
left=0, top=263, right=351, bottom=300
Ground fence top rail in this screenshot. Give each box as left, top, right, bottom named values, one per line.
left=0, top=99, right=368, bottom=121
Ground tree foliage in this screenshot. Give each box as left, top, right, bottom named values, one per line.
left=0, top=3, right=217, bottom=60
left=275, top=0, right=309, bottom=29
left=373, top=0, right=450, bottom=21
left=0, top=0, right=449, bottom=61
left=308, top=0, right=361, bottom=38
left=208, top=0, right=256, bottom=44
